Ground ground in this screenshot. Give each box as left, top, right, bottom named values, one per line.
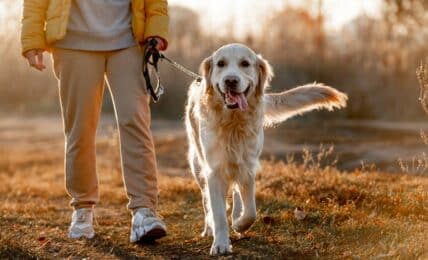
left=0, top=116, right=427, bottom=259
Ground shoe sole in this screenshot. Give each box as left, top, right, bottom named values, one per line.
left=69, top=232, right=95, bottom=239
left=139, top=227, right=167, bottom=242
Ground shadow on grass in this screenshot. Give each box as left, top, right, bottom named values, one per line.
left=233, top=236, right=315, bottom=259
left=137, top=235, right=210, bottom=259
left=88, top=235, right=141, bottom=259
left=87, top=229, right=313, bottom=259
left=89, top=233, right=209, bottom=259
left=0, top=245, right=38, bottom=260
left=141, top=242, right=210, bottom=259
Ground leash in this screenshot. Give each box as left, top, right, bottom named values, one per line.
left=143, top=38, right=202, bottom=102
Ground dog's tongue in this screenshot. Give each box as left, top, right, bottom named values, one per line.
left=226, top=91, right=248, bottom=111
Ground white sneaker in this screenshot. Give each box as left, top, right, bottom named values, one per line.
left=68, top=208, right=95, bottom=239
left=130, top=208, right=167, bottom=243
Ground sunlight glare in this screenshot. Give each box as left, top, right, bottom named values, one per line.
left=168, top=0, right=382, bottom=35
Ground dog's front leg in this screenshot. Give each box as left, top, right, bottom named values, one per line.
left=207, top=173, right=232, bottom=255
left=232, top=175, right=256, bottom=233
left=201, top=187, right=213, bottom=237
left=231, top=187, right=243, bottom=222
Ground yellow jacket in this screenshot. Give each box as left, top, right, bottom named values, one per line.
left=21, top=0, right=169, bottom=54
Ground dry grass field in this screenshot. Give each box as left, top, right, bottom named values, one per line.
left=0, top=116, right=427, bottom=259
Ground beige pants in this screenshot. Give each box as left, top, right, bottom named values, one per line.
left=52, top=46, right=158, bottom=211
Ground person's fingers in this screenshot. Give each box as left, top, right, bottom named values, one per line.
left=36, top=50, right=46, bottom=70
left=24, top=50, right=36, bottom=59
left=24, top=50, right=45, bottom=71
left=157, top=42, right=165, bottom=51
left=155, top=37, right=166, bottom=51
left=26, top=51, right=38, bottom=69
left=147, top=37, right=166, bottom=51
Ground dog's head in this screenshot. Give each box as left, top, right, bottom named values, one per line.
left=200, top=43, right=273, bottom=111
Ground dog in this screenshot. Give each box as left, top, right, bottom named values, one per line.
left=185, top=43, right=347, bottom=255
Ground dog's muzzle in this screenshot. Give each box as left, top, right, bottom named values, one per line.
left=216, top=84, right=251, bottom=110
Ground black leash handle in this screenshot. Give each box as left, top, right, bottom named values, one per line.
left=143, top=38, right=202, bottom=103
left=143, top=38, right=164, bottom=102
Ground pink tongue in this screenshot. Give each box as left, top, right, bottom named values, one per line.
left=227, top=92, right=248, bottom=111
left=236, top=93, right=249, bottom=111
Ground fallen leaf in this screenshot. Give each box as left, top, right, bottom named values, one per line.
left=294, top=208, right=307, bottom=220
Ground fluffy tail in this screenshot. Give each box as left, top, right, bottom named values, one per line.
left=263, top=83, right=348, bottom=127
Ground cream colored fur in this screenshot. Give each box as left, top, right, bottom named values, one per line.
left=185, top=43, right=347, bottom=256
left=264, top=83, right=348, bottom=127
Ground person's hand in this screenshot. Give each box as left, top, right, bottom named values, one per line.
left=147, top=37, right=167, bottom=51
left=24, top=49, right=46, bottom=71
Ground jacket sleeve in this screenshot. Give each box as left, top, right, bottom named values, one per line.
left=143, top=0, right=169, bottom=47
left=21, top=0, right=49, bottom=55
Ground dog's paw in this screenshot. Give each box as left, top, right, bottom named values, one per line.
left=232, top=215, right=256, bottom=233
left=201, top=224, right=213, bottom=237
left=210, top=239, right=232, bottom=256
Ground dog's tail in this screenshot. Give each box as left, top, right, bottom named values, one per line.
left=263, top=83, right=348, bottom=127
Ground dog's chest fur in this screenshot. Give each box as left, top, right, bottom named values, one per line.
left=199, top=95, right=264, bottom=177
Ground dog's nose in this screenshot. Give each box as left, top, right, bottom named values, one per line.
left=224, top=76, right=239, bottom=89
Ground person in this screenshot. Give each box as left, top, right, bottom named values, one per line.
left=21, top=0, right=169, bottom=243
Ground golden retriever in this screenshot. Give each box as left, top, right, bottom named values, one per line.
left=185, top=43, right=347, bottom=255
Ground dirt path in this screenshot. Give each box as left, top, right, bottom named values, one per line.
left=0, top=115, right=427, bottom=258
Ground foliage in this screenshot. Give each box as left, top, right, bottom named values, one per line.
left=0, top=1, right=428, bottom=120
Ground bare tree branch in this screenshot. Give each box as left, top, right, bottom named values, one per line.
left=416, top=61, right=428, bottom=114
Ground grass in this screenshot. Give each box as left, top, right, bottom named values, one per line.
left=0, top=120, right=427, bottom=259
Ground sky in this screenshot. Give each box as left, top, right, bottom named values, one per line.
left=168, top=0, right=383, bottom=35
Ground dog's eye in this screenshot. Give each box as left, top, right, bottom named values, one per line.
left=240, top=60, right=250, bottom=67
left=217, top=60, right=226, bottom=68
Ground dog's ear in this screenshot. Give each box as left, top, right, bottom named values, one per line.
left=256, top=54, right=274, bottom=96
left=199, top=56, right=213, bottom=91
